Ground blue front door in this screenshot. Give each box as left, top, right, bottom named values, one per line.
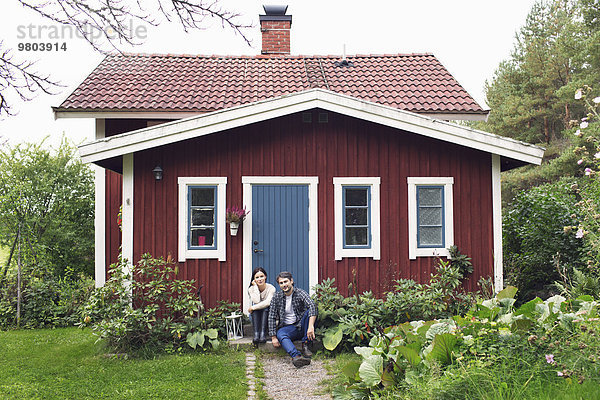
left=251, top=185, right=310, bottom=291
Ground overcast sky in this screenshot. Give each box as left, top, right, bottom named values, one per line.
left=0, top=0, right=538, bottom=149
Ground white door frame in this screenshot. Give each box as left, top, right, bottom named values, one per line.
left=241, top=176, right=319, bottom=315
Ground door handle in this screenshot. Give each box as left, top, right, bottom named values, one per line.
left=253, top=249, right=264, bottom=253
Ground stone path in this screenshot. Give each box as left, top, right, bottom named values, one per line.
left=249, top=352, right=332, bottom=400
left=245, top=352, right=258, bottom=399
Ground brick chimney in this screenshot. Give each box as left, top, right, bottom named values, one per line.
left=259, top=5, right=292, bottom=56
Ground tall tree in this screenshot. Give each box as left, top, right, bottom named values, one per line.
left=482, top=0, right=588, bottom=144
left=0, top=138, right=94, bottom=279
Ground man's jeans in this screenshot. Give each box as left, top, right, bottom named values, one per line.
left=275, top=310, right=312, bottom=358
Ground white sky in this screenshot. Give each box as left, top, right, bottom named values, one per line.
left=0, top=0, right=538, bottom=149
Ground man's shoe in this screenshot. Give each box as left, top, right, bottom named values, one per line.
left=301, top=342, right=313, bottom=358
left=292, top=355, right=311, bottom=368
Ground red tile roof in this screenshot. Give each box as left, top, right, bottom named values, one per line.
left=56, top=53, right=486, bottom=115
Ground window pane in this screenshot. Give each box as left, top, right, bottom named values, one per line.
left=191, top=188, right=215, bottom=206
left=418, top=208, right=442, bottom=226
left=191, top=228, right=214, bottom=247
left=418, top=187, right=442, bottom=207
left=345, top=208, right=368, bottom=226
left=419, top=227, right=443, bottom=247
left=192, top=209, right=214, bottom=226
left=346, top=227, right=368, bottom=246
left=345, top=188, right=368, bottom=206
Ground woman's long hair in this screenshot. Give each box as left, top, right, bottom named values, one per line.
left=249, top=267, right=268, bottom=287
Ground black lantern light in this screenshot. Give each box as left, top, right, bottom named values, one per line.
left=152, top=165, right=163, bottom=181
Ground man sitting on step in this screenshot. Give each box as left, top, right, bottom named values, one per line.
left=268, top=271, right=318, bottom=368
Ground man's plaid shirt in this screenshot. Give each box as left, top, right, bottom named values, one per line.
left=267, top=287, right=318, bottom=337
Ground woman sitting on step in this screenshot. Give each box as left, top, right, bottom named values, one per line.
left=247, top=267, right=276, bottom=345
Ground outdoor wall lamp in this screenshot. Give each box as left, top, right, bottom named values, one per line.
left=152, top=165, right=163, bottom=181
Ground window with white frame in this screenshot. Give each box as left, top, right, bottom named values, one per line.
left=178, top=177, right=227, bottom=262
left=333, top=177, right=380, bottom=260
left=407, top=177, right=454, bottom=259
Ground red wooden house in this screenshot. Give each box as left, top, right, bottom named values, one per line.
left=54, top=6, right=544, bottom=310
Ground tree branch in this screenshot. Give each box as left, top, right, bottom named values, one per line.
left=0, top=42, right=63, bottom=117
left=2, top=0, right=253, bottom=116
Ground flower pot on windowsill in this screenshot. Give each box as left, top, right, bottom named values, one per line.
left=229, top=221, right=239, bottom=236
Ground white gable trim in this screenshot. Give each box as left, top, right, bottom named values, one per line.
left=79, top=89, right=544, bottom=165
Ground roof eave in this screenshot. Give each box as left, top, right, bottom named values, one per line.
left=78, top=89, right=543, bottom=166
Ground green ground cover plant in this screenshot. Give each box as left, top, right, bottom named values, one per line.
left=332, top=287, right=600, bottom=400
left=0, top=327, right=247, bottom=400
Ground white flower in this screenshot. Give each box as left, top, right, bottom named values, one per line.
left=575, top=129, right=582, bottom=137
left=578, top=159, right=584, bottom=165
left=594, top=97, right=600, bottom=104
left=575, top=89, right=583, bottom=100
left=576, top=228, right=584, bottom=238
left=595, top=152, right=600, bottom=159
left=581, top=121, right=589, bottom=129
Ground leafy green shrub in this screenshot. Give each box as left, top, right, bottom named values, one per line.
left=0, top=274, right=93, bottom=329
left=383, top=258, right=475, bottom=324
left=314, top=254, right=476, bottom=353
left=313, top=280, right=384, bottom=353
left=503, top=178, right=589, bottom=302
left=82, top=254, right=240, bottom=354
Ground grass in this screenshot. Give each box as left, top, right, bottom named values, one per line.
left=253, top=350, right=269, bottom=400
left=0, top=327, right=248, bottom=399
left=0, top=244, right=8, bottom=265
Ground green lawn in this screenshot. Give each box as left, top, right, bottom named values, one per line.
left=0, top=245, right=8, bottom=265
left=0, top=328, right=247, bottom=399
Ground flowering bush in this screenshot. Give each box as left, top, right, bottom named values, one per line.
left=225, top=206, right=248, bottom=224
left=567, top=86, right=600, bottom=277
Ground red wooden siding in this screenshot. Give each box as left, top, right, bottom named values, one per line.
left=115, top=110, right=492, bottom=308
left=105, top=171, right=122, bottom=272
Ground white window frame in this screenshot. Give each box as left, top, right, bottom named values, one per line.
left=407, top=177, right=454, bottom=259
left=178, top=177, right=227, bottom=262
left=333, top=177, right=381, bottom=260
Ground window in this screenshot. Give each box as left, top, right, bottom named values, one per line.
left=417, top=186, right=444, bottom=248
left=178, top=177, right=227, bottom=262
left=343, top=186, right=371, bottom=248
left=188, top=186, right=217, bottom=249
left=334, top=177, right=380, bottom=260
left=407, top=177, right=454, bottom=259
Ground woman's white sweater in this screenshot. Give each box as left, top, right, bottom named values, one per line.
left=247, top=283, right=276, bottom=311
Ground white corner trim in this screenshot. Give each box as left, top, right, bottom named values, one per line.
left=94, top=165, right=106, bottom=288
left=94, top=120, right=106, bottom=288
left=333, top=177, right=381, bottom=260
left=177, top=177, right=227, bottom=262
left=122, top=153, right=134, bottom=285
left=492, top=155, right=503, bottom=292
left=241, top=176, right=319, bottom=315
left=407, top=177, right=454, bottom=259
left=78, top=89, right=544, bottom=166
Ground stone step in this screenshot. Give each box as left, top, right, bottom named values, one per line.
left=229, top=324, right=322, bottom=353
